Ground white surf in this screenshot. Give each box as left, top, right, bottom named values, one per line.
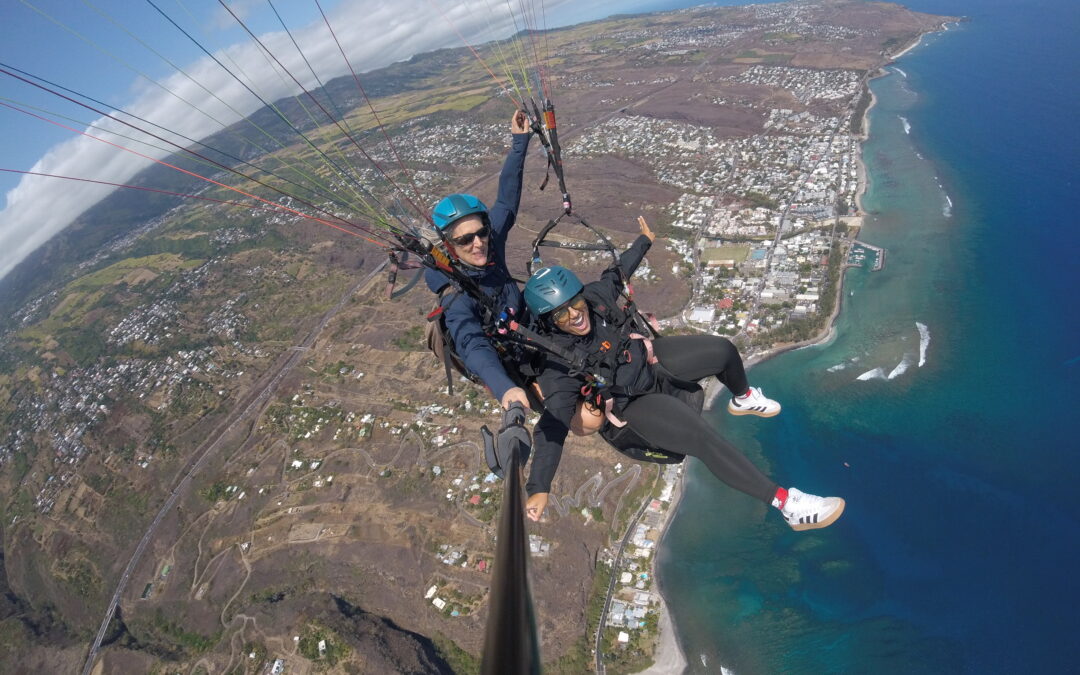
left=887, top=355, right=912, bottom=379
left=917, top=321, right=930, bottom=366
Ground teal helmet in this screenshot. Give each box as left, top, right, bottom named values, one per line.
left=432, top=193, right=489, bottom=232
left=524, top=266, right=584, bottom=316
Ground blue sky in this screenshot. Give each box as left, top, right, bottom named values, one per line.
left=0, top=0, right=764, bottom=279
left=1, top=0, right=359, bottom=201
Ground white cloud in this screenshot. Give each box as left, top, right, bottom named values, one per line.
left=210, top=0, right=266, bottom=31
left=0, top=0, right=575, bottom=281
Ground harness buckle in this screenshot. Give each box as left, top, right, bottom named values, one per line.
left=493, top=306, right=517, bottom=335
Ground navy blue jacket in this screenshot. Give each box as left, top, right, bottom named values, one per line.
left=425, top=132, right=531, bottom=402
left=526, top=235, right=654, bottom=495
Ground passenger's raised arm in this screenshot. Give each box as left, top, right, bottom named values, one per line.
left=638, top=215, right=655, bottom=242
left=609, top=216, right=654, bottom=282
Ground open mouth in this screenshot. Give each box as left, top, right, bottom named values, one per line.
left=569, top=313, right=588, bottom=331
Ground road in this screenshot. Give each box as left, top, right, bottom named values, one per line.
left=735, top=122, right=841, bottom=342
left=593, top=493, right=655, bottom=675
left=80, top=261, right=386, bottom=675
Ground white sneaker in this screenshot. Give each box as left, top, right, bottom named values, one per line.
left=780, top=488, right=845, bottom=531
left=728, top=386, right=781, bottom=418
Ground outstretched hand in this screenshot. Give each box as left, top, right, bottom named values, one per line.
left=525, top=493, right=549, bottom=522
left=501, top=386, right=531, bottom=411
left=511, top=109, right=529, bottom=134
left=638, top=216, right=655, bottom=242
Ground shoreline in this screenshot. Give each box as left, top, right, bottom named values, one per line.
left=889, top=32, right=926, bottom=60
left=854, top=86, right=877, bottom=211
left=634, top=472, right=689, bottom=675
left=724, top=58, right=887, bottom=375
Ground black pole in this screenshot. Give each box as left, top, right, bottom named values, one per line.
left=481, top=412, right=541, bottom=674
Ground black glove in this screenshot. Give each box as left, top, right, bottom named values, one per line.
left=482, top=402, right=532, bottom=478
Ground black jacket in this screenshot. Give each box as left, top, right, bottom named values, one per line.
left=526, top=234, right=654, bottom=495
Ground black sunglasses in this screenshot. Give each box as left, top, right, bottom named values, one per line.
left=551, top=293, right=587, bottom=324
left=448, top=224, right=490, bottom=247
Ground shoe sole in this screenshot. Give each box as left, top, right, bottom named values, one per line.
left=727, top=404, right=781, bottom=418
left=789, top=498, right=845, bottom=531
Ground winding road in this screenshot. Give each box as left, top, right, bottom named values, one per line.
left=80, top=260, right=386, bottom=675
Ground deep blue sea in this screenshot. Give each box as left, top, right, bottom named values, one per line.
left=658, top=0, right=1080, bottom=672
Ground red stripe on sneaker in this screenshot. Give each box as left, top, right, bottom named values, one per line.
left=773, top=487, right=789, bottom=510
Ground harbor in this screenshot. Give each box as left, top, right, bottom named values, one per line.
left=846, top=239, right=886, bottom=270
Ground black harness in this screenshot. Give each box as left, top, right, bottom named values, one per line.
left=383, top=99, right=658, bottom=410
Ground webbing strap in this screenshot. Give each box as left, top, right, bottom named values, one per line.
left=629, top=333, right=658, bottom=365
left=603, top=396, right=628, bottom=428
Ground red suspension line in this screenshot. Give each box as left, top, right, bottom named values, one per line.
left=0, top=168, right=321, bottom=219
left=0, top=65, right=366, bottom=235
left=0, top=101, right=390, bottom=247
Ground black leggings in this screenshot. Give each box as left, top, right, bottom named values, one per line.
left=652, top=333, right=749, bottom=396
left=621, top=335, right=777, bottom=504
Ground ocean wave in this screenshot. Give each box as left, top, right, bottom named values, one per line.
left=900, top=116, right=911, bottom=134
left=894, top=66, right=908, bottom=78
left=917, top=322, right=930, bottom=366
left=887, top=355, right=912, bottom=379
left=943, top=193, right=953, bottom=218
left=856, top=367, right=886, bottom=381
left=827, top=362, right=848, bottom=372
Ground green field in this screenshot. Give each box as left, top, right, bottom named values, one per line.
left=18, top=254, right=203, bottom=345
left=702, top=245, right=751, bottom=264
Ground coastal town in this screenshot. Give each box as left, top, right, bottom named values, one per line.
left=570, top=82, right=863, bottom=343
left=0, top=1, right=952, bottom=672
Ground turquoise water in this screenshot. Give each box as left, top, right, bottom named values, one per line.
left=658, top=1, right=1080, bottom=672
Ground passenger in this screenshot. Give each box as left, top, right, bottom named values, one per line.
left=520, top=219, right=845, bottom=531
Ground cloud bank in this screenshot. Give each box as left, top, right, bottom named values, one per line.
left=0, top=0, right=573, bottom=281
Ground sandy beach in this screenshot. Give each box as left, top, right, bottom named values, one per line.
left=889, top=32, right=925, bottom=60
left=633, top=469, right=689, bottom=675
left=854, top=72, right=881, bottom=210
left=633, top=581, right=689, bottom=674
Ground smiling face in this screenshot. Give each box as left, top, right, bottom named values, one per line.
left=446, top=215, right=490, bottom=267
left=552, top=294, right=591, bottom=336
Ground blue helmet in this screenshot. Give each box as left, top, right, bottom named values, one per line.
left=524, top=266, right=584, bottom=316
left=432, top=193, right=489, bottom=231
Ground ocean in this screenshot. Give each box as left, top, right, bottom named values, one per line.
left=657, top=0, right=1080, bottom=672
